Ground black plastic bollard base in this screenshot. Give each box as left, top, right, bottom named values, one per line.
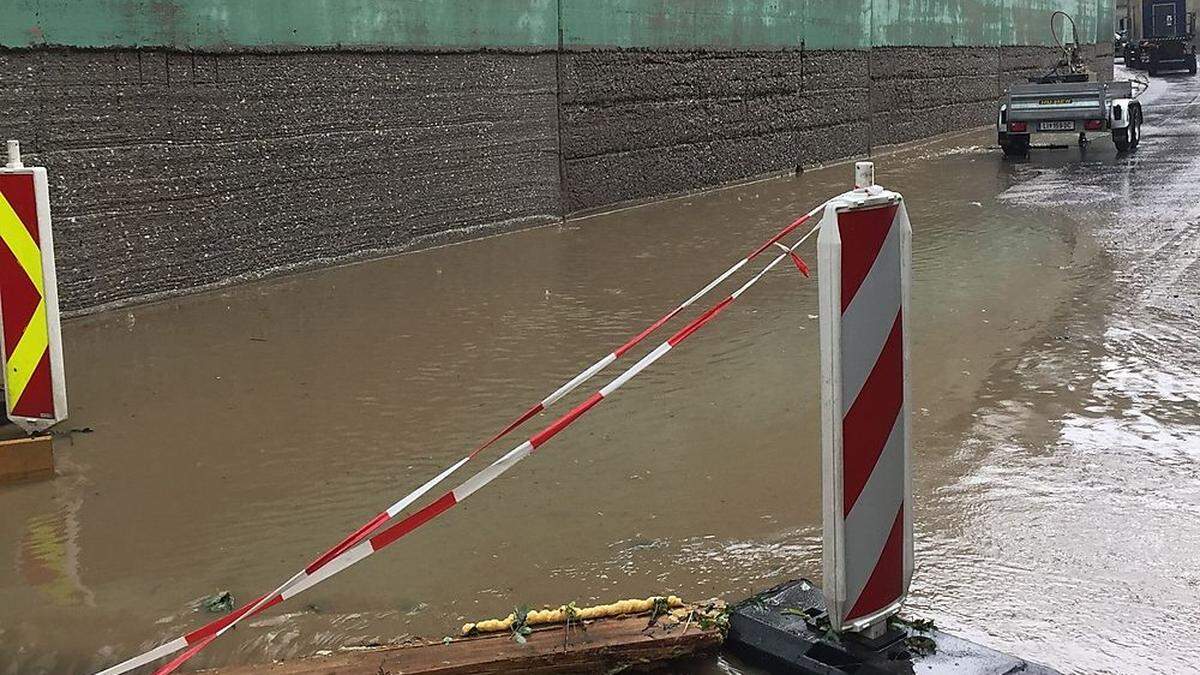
left=726, top=580, right=1061, bottom=675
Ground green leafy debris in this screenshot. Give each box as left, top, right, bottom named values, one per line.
left=905, top=634, right=938, bottom=657
left=511, top=605, right=532, bottom=645
left=203, top=591, right=234, bottom=613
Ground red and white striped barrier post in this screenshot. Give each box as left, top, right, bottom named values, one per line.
left=818, top=161, right=913, bottom=636
left=0, top=140, right=68, bottom=434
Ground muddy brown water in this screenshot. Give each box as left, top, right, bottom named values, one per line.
left=3, top=68, right=1199, bottom=675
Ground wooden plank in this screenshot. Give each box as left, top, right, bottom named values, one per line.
left=207, top=612, right=722, bottom=675
left=0, top=435, right=54, bottom=484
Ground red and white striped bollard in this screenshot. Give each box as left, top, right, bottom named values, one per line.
left=818, top=161, right=913, bottom=636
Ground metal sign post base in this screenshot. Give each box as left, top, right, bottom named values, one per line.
left=727, top=579, right=1062, bottom=675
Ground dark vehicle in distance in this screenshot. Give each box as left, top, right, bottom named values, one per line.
left=1124, top=0, right=1197, bottom=75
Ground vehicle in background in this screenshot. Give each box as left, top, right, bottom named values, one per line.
left=1123, top=0, right=1197, bottom=75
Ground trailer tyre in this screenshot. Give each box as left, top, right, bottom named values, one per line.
left=1114, top=107, right=1141, bottom=153
left=1001, top=135, right=1030, bottom=157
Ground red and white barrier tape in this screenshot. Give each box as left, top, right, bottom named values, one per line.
left=259, top=201, right=827, bottom=589
left=96, top=211, right=824, bottom=675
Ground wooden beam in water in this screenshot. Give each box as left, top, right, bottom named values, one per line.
left=0, top=435, right=54, bottom=484
left=208, top=611, right=722, bottom=675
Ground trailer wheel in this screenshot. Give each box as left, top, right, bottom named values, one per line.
left=1001, top=135, right=1030, bottom=157
left=1114, top=107, right=1141, bottom=153
left=1189, top=57, right=1197, bottom=75
left=1114, top=130, right=1131, bottom=153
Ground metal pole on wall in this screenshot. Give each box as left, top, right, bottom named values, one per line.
left=817, top=161, right=914, bottom=637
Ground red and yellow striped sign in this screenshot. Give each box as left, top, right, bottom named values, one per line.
left=0, top=169, right=65, bottom=431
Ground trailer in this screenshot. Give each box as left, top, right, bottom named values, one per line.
left=997, top=79, right=1142, bottom=156
left=1123, top=0, right=1198, bottom=75
left=997, top=11, right=1144, bottom=157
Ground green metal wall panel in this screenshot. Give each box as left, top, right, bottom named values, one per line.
left=871, top=0, right=1005, bottom=46
left=1096, top=0, right=1114, bottom=40
left=560, top=0, right=871, bottom=50
left=0, top=0, right=1107, bottom=50
left=0, top=0, right=557, bottom=50
left=1007, top=0, right=1099, bottom=45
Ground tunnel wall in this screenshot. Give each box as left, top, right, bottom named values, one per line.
left=0, top=0, right=1113, bottom=313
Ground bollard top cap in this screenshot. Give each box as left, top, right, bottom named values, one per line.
left=5, top=140, right=22, bottom=169
left=854, top=161, right=874, bottom=190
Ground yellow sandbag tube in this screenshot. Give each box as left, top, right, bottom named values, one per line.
left=462, top=595, right=684, bottom=635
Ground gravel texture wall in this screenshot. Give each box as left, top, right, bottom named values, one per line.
left=558, top=50, right=870, bottom=212
left=0, top=50, right=561, bottom=311
left=1, top=41, right=1111, bottom=312
left=560, top=44, right=1103, bottom=211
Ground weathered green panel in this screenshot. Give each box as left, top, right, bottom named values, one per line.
left=560, top=0, right=871, bottom=50
left=0, top=0, right=557, bottom=49
left=0, top=0, right=1109, bottom=51
left=1096, top=0, right=1114, bottom=40
left=872, top=0, right=1005, bottom=46
left=1007, top=0, right=1100, bottom=46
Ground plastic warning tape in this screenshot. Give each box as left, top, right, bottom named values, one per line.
left=96, top=212, right=825, bottom=675
left=258, top=199, right=829, bottom=591
left=146, top=225, right=817, bottom=675
left=125, top=199, right=827, bottom=673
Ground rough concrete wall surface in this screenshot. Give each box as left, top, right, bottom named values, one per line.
left=869, top=47, right=1002, bottom=147
left=558, top=50, right=870, bottom=212
left=1091, top=41, right=1116, bottom=81
left=560, top=45, right=1083, bottom=210
left=1000, top=45, right=1067, bottom=88
left=0, top=0, right=1117, bottom=313
left=0, top=50, right=560, bottom=310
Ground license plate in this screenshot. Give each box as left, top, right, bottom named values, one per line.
left=1040, top=121, right=1075, bottom=131
left=1039, top=98, right=1072, bottom=105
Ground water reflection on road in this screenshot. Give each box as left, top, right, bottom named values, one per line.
left=914, top=65, right=1200, bottom=674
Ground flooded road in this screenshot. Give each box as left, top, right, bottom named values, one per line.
left=2, top=65, right=1198, bottom=674
left=901, top=65, right=1200, bottom=674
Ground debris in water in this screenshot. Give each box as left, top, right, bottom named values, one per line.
left=203, top=591, right=234, bottom=613
left=891, top=613, right=939, bottom=656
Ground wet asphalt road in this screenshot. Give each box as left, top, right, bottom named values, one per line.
left=901, top=64, right=1200, bottom=673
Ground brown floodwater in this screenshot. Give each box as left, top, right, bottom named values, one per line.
left=3, top=69, right=1199, bottom=675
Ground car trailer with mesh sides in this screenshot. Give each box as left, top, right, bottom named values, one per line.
left=997, top=78, right=1143, bottom=156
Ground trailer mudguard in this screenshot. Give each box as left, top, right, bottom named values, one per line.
left=1111, top=99, right=1135, bottom=129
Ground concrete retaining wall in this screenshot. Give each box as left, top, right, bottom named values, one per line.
left=1, top=50, right=561, bottom=310
left=0, top=1, right=1114, bottom=313
left=560, top=44, right=1114, bottom=211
